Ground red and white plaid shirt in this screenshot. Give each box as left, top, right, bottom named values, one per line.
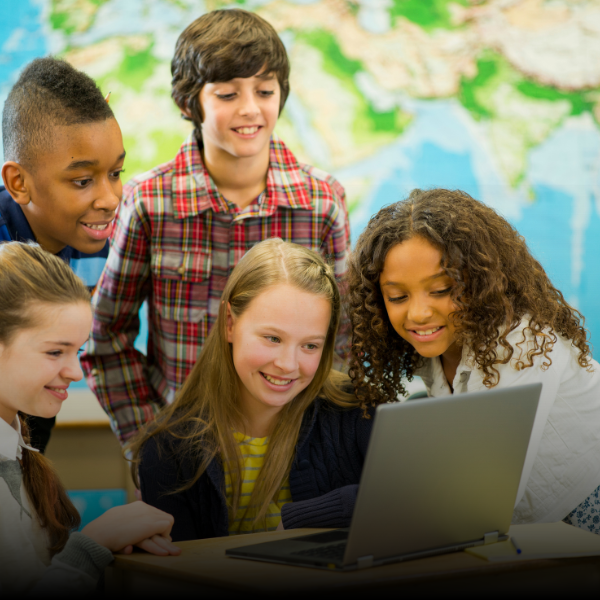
left=81, top=133, right=351, bottom=445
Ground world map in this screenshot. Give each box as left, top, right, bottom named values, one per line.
left=2, top=0, right=600, bottom=360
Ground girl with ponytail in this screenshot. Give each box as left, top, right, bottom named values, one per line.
left=0, top=242, right=180, bottom=595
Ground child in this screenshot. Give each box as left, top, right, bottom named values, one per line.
left=129, top=239, right=370, bottom=541
left=1, top=56, right=125, bottom=452
left=346, top=188, right=600, bottom=531
left=81, top=9, right=351, bottom=447
left=0, top=242, right=180, bottom=595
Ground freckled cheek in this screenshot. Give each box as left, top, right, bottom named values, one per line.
left=299, top=353, right=324, bottom=380
left=240, top=345, right=277, bottom=373
left=385, top=304, right=407, bottom=333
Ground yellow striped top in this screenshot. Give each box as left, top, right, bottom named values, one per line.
left=223, top=432, right=292, bottom=535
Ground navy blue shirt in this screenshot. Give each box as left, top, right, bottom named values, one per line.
left=140, top=399, right=375, bottom=541
left=0, top=186, right=109, bottom=289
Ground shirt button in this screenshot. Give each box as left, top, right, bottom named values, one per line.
left=177, top=265, right=185, bottom=276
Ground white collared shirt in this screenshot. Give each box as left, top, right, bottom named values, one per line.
left=0, top=416, right=51, bottom=592
left=0, top=415, right=39, bottom=460
left=415, top=317, right=600, bottom=524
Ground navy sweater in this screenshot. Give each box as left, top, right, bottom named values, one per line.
left=139, top=399, right=375, bottom=541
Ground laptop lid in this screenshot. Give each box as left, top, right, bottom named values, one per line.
left=342, top=382, right=541, bottom=565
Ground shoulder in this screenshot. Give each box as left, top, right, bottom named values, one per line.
left=310, top=399, right=375, bottom=433
left=502, top=316, right=573, bottom=367
left=122, top=158, right=177, bottom=206
left=270, top=136, right=346, bottom=208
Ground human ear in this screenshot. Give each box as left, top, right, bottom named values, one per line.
left=226, top=302, right=235, bottom=343
left=2, top=162, right=31, bottom=206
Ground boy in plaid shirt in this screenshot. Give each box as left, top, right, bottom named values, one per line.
left=81, top=9, right=351, bottom=445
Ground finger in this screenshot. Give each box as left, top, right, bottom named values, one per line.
left=136, top=538, right=170, bottom=556
left=151, top=535, right=181, bottom=555
left=115, top=545, right=134, bottom=555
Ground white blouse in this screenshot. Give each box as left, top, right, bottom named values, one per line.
left=414, top=317, right=600, bottom=524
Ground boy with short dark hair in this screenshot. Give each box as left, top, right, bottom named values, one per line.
left=1, top=57, right=126, bottom=451
left=81, top=9, right=351, bottom=446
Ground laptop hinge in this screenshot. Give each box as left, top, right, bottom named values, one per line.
left=483, top=531, right=499, bottom=545
left=356, top=555, right=374, bottom=569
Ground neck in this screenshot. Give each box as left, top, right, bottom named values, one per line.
left=238, top=395, right=282, bottom=439
left=440, top=342, right=462, bottom=390
left=0, top=406, right=17, bottom=427
left=201, top=143, right=270, bottom=210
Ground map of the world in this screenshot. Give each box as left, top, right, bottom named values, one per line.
left=2, top=0, right=600, bottom=358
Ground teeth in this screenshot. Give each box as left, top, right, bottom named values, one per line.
left=414, top=327, right=442, bottom=336
left=263, top=373, right=292, bottom=386
left=236, top=126, right=259, bottom=135
left=47, top=387, right=66, bottom=393
left=84, top=223, right=109, bottom=231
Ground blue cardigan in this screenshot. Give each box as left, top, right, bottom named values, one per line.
left=139, top=399, right=375, bottom=541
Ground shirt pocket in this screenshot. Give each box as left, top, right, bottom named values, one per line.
left=150, top=250, right=211, bottom=323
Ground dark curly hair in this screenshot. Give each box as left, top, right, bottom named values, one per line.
left=2, top=57, right=114, bottom=172
left=171, top=9, right=290, bottom=143
left=346, top=188, right=592, bottom=409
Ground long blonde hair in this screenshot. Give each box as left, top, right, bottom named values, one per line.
left=129, top=239, right=356, bottom=530
left=0, top=242, right=90, bottom=554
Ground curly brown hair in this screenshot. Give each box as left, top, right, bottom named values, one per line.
left=346, top=188, right=592, bottom=409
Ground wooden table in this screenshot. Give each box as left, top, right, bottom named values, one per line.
left=105, top=528, right=600, bottom=597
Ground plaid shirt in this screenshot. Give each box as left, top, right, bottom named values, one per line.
left=81, top=133, right=351, bottom=445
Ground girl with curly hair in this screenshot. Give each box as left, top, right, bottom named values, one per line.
left=346, top=188, right=600, bottom=532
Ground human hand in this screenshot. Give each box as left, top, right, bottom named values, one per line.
left=276, top=519, right=285, bottom=531
left=81, top=501, right=181, bottom=556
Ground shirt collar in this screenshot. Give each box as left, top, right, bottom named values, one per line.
left=0, top=187, right=74, bottom=263
left=0, top=416, right=39, bottom=461
left=171, top=133, right=314, bottom=220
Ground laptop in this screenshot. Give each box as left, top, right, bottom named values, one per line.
left=226, top=382, right=541, bottom=570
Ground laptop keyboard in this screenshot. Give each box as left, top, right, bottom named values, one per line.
left=292, top=541, right=347, bottom=561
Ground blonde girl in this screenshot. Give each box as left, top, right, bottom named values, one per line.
left=0, top=242, right=179, bottom=595
left=346, top=189, right=600, bottom=531
left=131, top=239, right=370, bottom=539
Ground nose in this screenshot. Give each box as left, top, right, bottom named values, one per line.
left=238, top=91, right=260, bottom=118
left=93, top=176, right=121, bottom=212
left=407, top=295, right=434, bottom=324
left=61, top=354, right=84, bottom=383
left=272, top=344, right=299, bottom=374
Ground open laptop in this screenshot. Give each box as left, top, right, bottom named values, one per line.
left=226, top=382, right=541, bottom=570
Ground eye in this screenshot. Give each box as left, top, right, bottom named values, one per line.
left=73, top=179, right=92, bottom=188
left=304, top=343, right=320, bottom=351
left=110, top=169, right=125, bottom=179
left=258, top=90, right=275, bottom=97
left=265, top=336, right=280, bottom=344
left=46, top=350, right=63, bottom=357
left=387, top=295, right=407, bottom=304
left=432, top=287, right=452, bottom=296
left=216, top=93, right=236, bottom=101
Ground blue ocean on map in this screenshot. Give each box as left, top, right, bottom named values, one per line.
left=2, top=0, right=599, bottom=392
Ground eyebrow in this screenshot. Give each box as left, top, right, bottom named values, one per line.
left=64, top=151, right=126, bottom=171
left=381, top=271, right=447, bottom=287
left=263, top=327, right=327, bottom=341
left=43, top=341, right=76, bottom=347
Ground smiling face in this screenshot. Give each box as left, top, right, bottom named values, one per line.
left=15, top=118, right=125, bottom=255
left=379, top=236, right=460, bottom=361
left=0, top=302, right=92, bottom=425
left=227, top=283, right=331, bottom=429
left=198, top=70, right=280, bottom=163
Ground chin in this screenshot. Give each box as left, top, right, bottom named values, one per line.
left=74, top=239, right=107, bottom=255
